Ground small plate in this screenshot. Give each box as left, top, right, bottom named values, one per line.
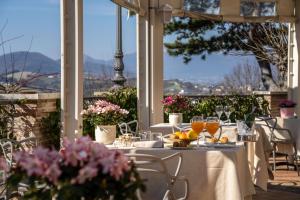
left=199, top=142, right=236, bottom=148
left=169, top=146, right=194, bottom=150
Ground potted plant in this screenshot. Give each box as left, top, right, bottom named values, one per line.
left=162, top=95, right=189, bottom=126
left=279, top=99, right=297, bottom=119
left=5, top=137, right=145, bottom=199
left=81, top=100, right=129, bottom=144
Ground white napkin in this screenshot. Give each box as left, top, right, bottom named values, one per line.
left=133, top=140, right=164, bottom=148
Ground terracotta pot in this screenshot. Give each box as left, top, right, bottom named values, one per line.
left=95, top=125, right=116, bottom=144
left=169, top=113, right=183, bottom=126
left=280, top=107, right=295, bottom=119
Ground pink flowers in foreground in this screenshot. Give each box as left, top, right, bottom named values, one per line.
left=14, top=136, right=130, bottom=185
left=81, top=100, right=128, bottom=116
left=0, top=157, right=9, bottom=172
left=14, top=147, right=61, bottom=183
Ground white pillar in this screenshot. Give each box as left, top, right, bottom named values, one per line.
left=288, top=1, right=300, bottom=116
left=60, top=0, right=83, bottom=139
left=149, top=1, right=164, bottom=125
left=137, top=0, right=164, bottom=130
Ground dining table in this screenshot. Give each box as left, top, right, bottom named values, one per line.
left=150, top=122, right=272, bottom=191
left=108, top=144, right=255, bottom=200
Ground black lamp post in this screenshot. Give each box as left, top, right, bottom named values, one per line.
left=112, top=5, right=126, bottom=88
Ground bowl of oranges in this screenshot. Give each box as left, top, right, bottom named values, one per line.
left=165, top=129, right=199, bottom=147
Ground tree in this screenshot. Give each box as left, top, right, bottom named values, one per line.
left=223, top=61, right=261, bottom=94
left=164, top=18, right=288, bottom=91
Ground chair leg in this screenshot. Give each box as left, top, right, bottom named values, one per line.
left=272, top=150, right=276, bottom=172
left=295, top=156, right=300, bottom=176
left=285, top=155, right=289, bottom=170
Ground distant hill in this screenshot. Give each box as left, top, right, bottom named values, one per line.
left=0, top=51, right=60, bottom=74
left=0, top=51, right=256, bottom=83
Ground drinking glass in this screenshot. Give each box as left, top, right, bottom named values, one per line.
left=139, top=131, right=152, bottom=141
left=191, top=116, right=205, bottom=146
left=224, top=106, right=232, bottom=124
left=215, top=105, right=224, bottom=121
left=206, top=117, right=221, bottom=139
left=191, top=116, right=205, bottom=134
left=151, top=132, right=163, bottom=141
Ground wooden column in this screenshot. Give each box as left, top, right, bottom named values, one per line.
left=60, top=0, right=83, bottom=140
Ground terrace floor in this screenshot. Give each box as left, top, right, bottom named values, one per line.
left=253, top=156, right=300, bottom=200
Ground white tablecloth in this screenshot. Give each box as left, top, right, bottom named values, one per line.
left=150, top=123, right=271, bottom=191
left=112, top=146, right=255, bottom=200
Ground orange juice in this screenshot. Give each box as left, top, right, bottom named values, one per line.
left=191, top=121, right=205, bottom=134
left=206, top=122, right=220, bottom=136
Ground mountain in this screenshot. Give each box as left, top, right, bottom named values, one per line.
left=106, top=52, right=256, bottom=83
left=0, top=51, right=60, bottom=74
left=0, top=51, right=256, bottom=83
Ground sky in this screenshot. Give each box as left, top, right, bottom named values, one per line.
left=0, top=0, right=253, bottom=82
left=0, top=0, right=136, bottom=60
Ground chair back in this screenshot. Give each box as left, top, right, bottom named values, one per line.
left=118, top=120, right=139, bottom=136
left=256, top=117, right=294, bottom=142
left=126, top=152, right=188, bottom=200
left=0, top=141, right=13, bottom=167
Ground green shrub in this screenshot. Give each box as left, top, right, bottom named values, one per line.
left=82, top=87, right=137, bottom=137
left=39, top=100, right=61, bottom=150
left=165, top=95, right=269, bottom=123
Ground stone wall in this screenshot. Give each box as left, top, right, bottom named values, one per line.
left=0, top=93, right=60, bottom=144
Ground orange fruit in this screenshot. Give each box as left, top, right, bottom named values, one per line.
left=179, top=132, right=188, bottom=140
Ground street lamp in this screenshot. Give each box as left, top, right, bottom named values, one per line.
left=112, top=5, right=126, bottom=88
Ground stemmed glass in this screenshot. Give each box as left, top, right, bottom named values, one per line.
left=206, top=117, right=222, bottom=141
left=190, top=116, right=205, bottom=147
left=215, top=105, right=224, bottom=122
left=223, top=106, right=232, bottom=124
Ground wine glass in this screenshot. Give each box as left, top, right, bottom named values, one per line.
left=215, top=105, right=224, bottom=122
left=223, top=106, right=232, bottom=124
left=190, top=116, right=205, bottom=146
left=206, top=117, right=222, bottom=141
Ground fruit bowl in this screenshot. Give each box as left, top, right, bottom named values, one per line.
left=163, top=130, right=198, bottom=147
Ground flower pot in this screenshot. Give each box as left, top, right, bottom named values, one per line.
left=95, top=125, right=116, bottom=144
left=169, top=113, right=183, bottom=126
left=280, top=107, right=295, bottom=119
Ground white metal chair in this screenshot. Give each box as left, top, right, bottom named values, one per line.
left=0, top=137, right=37, bottom=153
left=257, top=117, right=298, bottom=174
left=0, top=141, right=13, bottom=200
left=126, top=152, right=189, bottom=200
left=118, top=120, right=139, bottom=136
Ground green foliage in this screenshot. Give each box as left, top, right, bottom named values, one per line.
left=83, top=87, right=137, bottom=137
left=39, top=100, right=61, bottom=150
left=165, top=95, right=269, bottom=123
left=103, top=87, right=138, bottom=122
left=0, top=105, right=10, bottom=139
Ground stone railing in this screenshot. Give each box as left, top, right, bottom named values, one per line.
left=0, top=93, right=60, bottom=143
left=0, top=91, right=287, bottom=143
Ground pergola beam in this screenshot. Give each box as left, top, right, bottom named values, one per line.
left=60, top=0, right=83, bottom=140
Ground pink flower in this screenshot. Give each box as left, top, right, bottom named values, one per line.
left=0, top=157, right=9, bottom=172
left=74, top=166, right=98, bottom=184
left=14, top=147, right=61, bottom=184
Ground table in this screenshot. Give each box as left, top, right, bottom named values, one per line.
left=111, top=146, right=255, bottom=200
left=150, top=122, right=271, bottom=191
